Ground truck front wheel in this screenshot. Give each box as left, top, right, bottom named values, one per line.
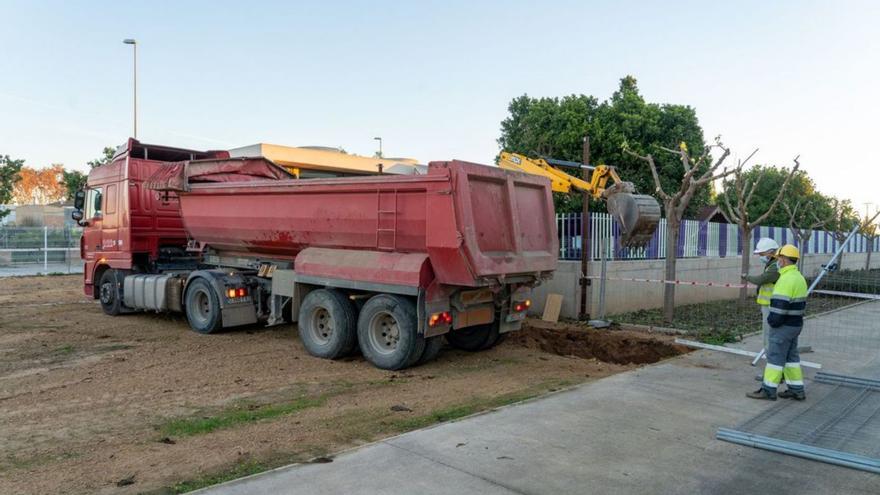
left=185, top=278, right=223, bottom=334
left=98, top=269, right=124, bottom=316
left=297, top=289, right=358, bottom=359
left=357, top=294, right=424, bottom=370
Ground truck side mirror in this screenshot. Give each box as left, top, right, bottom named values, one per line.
left=71, top=210, right=84, bottom=222
left=74, top=190, right=86, bottom=210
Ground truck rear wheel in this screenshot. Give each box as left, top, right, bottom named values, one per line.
left=298, top=289, right=358, bottom=359
left=416, top=336, right=444, bottom=365
left=185, top=278, right=223, bottom=334
left=357, top=294, right=424, bottom=370
left=446, top=320, right=502, bottom=352
left=98, top=269, right=124, bottom=316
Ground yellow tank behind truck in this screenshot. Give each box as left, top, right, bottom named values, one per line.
left=497, top=152, right=661, bottom=247
left=228, top=143, right=424, bottom=178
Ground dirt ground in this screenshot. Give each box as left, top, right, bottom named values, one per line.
left=0, top=275, right=686, bottom=494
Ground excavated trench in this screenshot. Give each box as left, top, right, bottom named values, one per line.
left=510, top=320, right=689, bottom=365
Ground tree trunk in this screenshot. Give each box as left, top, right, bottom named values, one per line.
left=867, top=237, right=874, bottom=271
left=797, top=232, right=809, bottom=272
left=663, top=218, right=679, bottom=323
left=738, top=227, right=752, bottom=305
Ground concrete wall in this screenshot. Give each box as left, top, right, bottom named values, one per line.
left=529, top=252, right=880, bottom=320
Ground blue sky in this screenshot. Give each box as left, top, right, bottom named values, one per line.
left=1, top=0, right=877, bottom=214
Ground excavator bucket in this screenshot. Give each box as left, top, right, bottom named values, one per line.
left=605, top=187, right=661, bottom=248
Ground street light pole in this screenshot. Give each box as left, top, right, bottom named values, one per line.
left=123, top=39, right=137, bottom=138
left=374, top=137, right=383, bottom=158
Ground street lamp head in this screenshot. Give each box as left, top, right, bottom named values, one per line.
left=123, top=39, right=137, bottom=45
left=374, top=137, right=381, bottom=141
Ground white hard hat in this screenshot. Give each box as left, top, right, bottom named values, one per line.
left=754, top=237, right=779, bottom=254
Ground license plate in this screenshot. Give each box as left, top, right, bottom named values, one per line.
left=506, top=312, right=525, bottom=322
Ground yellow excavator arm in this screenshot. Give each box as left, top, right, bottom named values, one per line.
left=498, top=152, right=627, bottom=199
left=497, top=151, right=661, bottom=247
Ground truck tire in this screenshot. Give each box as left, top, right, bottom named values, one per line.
left=298, top=289, right=358, bottom=359
left=98, top=269, right=124, bottom=316
left=185, top=278, right=223, bottom=334
left=357, top=294, right=425, bottom=370
left=416, top=336, right=444, bottom=365
left=446, top=320, right=501, bottom=352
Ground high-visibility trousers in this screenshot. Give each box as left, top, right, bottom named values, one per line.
left=762, top=324, right=805, bottom=396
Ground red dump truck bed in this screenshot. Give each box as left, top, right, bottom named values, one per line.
left=158, top=159, right=557, bottom=288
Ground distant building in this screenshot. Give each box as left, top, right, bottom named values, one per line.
left=697, top=205, right=729, bottom=223
left=7, top=202, right=75, bottom=227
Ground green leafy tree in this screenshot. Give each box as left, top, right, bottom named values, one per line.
left=0, top=154, right=25, bottom=220
left=62, top=169, right=88, bottom=201
left=87, top=146, right=116, bottom=168
left=498, top=76, right=710, bottom=215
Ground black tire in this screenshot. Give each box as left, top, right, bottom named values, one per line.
left=185, top=278, right=223, bottom=334
left=297, top=289, right=358, bottom=359
left=478, top=321, right=505, bottom=351
left=416, top=336, right=444, bottom=365
left=98, top=269, right=124, bottom=316
left=357, top=294, right=424, bottom=370
left=446, top=324, right=493, bottom=351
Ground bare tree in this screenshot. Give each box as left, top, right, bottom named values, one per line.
left=625, top=137, right=735, bottom=323
left=860, top=208, right=880, bottom=271
left=720, top=157, right=800, bottom=304
left=784, top=198, right=827, bottom=272
left=826, top=198, right=859, bottom=268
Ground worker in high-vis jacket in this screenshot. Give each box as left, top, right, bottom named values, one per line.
left=742, top=237, right=780, bottom=381
left=747, top=244, right=808, bottom=401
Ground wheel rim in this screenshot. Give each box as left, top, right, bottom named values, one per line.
left=100, top=281, right=114, bottom=305
left=191, top=289, right=211, bottom=325
left=308, top=307, right=335, bottom=345
left=368, top=311, right=399, bottom=355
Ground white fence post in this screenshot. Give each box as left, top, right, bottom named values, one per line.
left=43, top=225, right=48, bottom=272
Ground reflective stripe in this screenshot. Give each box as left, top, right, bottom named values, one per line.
left=785, top=362, right=801, bottom=367
left=768, top=307, right=805, bottom=315
left=766, top=363, right=783, bottom=370
left=763, top=380, right=779, bottom=388
left=786, top=380, right=804, bottom=386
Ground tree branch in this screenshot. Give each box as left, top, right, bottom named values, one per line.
left=624, top=148, right=670, bottom=201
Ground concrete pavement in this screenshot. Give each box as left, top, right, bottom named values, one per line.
left=198, top=308, right=880, bottom=495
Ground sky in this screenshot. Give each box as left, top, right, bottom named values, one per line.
left=1, top=0, right=878, bottom=215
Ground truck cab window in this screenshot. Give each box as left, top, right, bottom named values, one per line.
left=86, top=187, right=103, bottom=218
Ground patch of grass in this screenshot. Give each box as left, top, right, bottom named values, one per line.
left=54, top=344, right=75, bottom=355
left=160, top=395, right=327, bottom=438
left=1, top=451, right=79, bottom=472
left=389, top=384, right=558, bottom=432
left=170, top=459, right=269, bottom=493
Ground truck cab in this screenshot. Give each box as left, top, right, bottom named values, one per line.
left=74, top=139, right=227, bottom=301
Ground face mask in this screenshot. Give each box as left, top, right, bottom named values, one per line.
left=760, top=256, right=770, bottom=264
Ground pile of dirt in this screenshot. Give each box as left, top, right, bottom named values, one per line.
left=510, top=320, right=689, bottom=365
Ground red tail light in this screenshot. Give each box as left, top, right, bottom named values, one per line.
left=237, top=287, right=247, bottom=297
left=429, top=311, right=453, bottom=327
left=513, top=299, right=531, bottom=312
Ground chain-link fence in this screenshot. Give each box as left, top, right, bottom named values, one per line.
left=0, top=226, right=83, bottom=276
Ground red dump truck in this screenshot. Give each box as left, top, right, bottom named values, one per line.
left=73, top=139, right=558, bottom=369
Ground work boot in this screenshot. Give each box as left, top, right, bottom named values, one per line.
left=778, top=389, right=806, bottom=401
left=746, top=388, right=776, bottom=401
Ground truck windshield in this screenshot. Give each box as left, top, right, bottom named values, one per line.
left=85, top=187, right=103, bottom=219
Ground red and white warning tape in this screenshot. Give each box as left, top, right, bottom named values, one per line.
left=585, top=275, right=754, bottom=289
